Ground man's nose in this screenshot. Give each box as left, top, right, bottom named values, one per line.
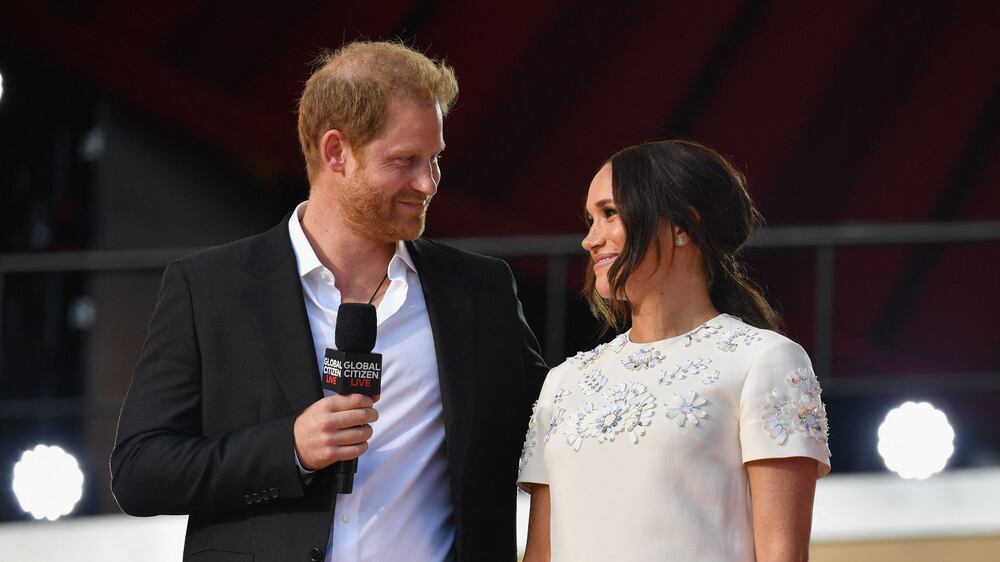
left=412, top=161, right=439, bottom=197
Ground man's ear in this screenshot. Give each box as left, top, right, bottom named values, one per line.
left=320, top=129, right=350, bottom=174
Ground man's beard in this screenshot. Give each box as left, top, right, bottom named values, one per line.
left=340, top=168, right=430, bottom=242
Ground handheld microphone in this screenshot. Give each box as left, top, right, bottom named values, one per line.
left=323, top=303, right=382, bottom=494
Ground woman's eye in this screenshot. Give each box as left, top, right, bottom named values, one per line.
left=603, top=207, right=617, bottom=218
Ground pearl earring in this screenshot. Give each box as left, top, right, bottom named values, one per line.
left=676, top=236, right=686, bottom=246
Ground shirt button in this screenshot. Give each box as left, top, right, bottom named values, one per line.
left=341, top=513, right=350, bottom=523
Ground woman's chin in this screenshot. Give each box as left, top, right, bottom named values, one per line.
left=595, top=283, right=611, bottom=300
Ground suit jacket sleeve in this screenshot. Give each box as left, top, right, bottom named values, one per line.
left=110, top=261, right=306, bottom=516
left=500, top=259, right=548, bottom=421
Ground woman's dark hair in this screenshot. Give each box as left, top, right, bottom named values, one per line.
left=584, top=139, right=783, bottom=334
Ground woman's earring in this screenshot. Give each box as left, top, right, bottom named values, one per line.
left=675, top=236, right=686, bottom=246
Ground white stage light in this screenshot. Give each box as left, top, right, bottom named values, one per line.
left=12, top=445, right=84, bottom=521
left=0, top=70, right=5, bottom=104
left=877, top=401, right=954, bottom=479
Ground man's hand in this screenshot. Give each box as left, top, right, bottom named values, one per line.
left=293, top=394, right=380, bottom=471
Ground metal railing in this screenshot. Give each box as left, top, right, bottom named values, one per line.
left=1, top=220, right=999, bottom=420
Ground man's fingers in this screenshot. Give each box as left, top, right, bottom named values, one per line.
left=333, top=442, right=368, bottom=461
left=324, top=407, right=378, bottom=430
left=327, top=424, right=374, bottom=446
left=316, top=393, right=375, bottom=411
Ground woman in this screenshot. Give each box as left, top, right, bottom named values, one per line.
left=517, top=140, right=830, bottom=562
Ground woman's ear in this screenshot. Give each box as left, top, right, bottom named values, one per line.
left=672, top=223, right=690, bottom=247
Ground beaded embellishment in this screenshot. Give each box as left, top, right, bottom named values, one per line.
left=621, top=347, right=665, bottom=371
left=578, top=370, right=608, bottom=396
left=658, top=358, right=716, bottom=386
left=716, top=326, right=761, bottom=352
left=565, top=382, right=656, bottom=450
left=544, top=408, right=566, bottom=443
left=664, top=390, right=709, bottom=427
left=762, top=368, right=830, bottom=454
left=684, top=322, right=724, bottom=347
left=518, top=402, right=540, bottom=472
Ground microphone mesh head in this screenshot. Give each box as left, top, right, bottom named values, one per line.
left=335, top=303, right=377, bottom=352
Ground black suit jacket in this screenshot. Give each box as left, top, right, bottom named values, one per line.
left=111, top=218, right=548, bottom=562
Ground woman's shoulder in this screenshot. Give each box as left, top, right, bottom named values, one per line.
left=541, top=333, right=629, bottom=393
left=714, top=313, right=808, bottom=361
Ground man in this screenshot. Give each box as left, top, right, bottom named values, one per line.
left=111, top=41, right=547, bottom=562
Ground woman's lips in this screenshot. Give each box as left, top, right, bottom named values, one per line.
left=593, top=253, right=617, bottom=269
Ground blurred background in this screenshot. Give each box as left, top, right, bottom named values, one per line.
left=1, top=1, right=999, bottom=560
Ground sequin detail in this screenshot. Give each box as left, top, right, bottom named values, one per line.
left=701, top=370, right=720, bottom=385
left=665, top=391, right=708, bottom=427
left=621, top=347, right=665, bottom=371
left=578, top=370, right=608, bottom=396
left=659, top=358, right=715, bottom=386
left=609, top=333, right=629, bottom=353
left=762, top=368, right=830, bottom=454
left=684, top=322, right=724, bottom=347
left=567, top=344, right=606, bottom=370
left=565, top=382, right=656, bottom=450
left=552, top=387, right=572, bottom=404
left=716, top=326, right=761, bottom=352
left=567, top=334, right=628, bottom=370
left=518, top=402, right=540, bottom=472
left=544, top=408, right=566, bottom=443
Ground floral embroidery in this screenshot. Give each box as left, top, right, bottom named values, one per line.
left=658, top=365, right=688, bottom=386
left=762, top=368, right=830, bottom=453
left=565, top=382, right=656, bottom=450
left=659, top=358, right=715, bottom=386
left=567, top=335, right=627, bottom=370
left=567, top=343, right=607, bottom=370
left=609, top=333, right=629, bottom=353
left=621, top=347, right=665, bottom=371
left=716, top=326, right=761, bottom=352
left=577, top=370, right=608, bottom=396
left=665, top=390, right=708, bottom=427
left=552, top=387, right=572, bottom=404
left=684, top=322, right=724, bottom=347
left=518, top=402, right=540, bottom=472
left=701, top=370, right=720, bottom=385
left=544, top=408, right=566, bottom=443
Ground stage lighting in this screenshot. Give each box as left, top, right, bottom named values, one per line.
left=877, top=401, right=954, bottom=479
left=0, top=70, right=4, bottom=104
left=12, top=444, right=84, bottom=521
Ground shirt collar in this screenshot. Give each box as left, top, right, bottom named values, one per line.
left=288, top=201, right=325, bottom=279
left=288, top=201, right=418, bottom=281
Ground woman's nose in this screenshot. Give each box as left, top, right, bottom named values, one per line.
left=582, top=223, right=601, bottom=252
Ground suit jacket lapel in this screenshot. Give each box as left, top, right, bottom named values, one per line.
left=241, top=219, right=323, bottom=414
left=407, top=239, right=475, bottom=497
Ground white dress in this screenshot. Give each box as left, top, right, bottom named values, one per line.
left=517, top=313, right=831, bottom=562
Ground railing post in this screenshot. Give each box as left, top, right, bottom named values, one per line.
left=545, top=255, right=568, bottom=366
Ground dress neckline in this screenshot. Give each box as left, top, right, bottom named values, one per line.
left=623, top=313, right=731, bottom=348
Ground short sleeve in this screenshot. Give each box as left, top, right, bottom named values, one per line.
left=516, top=399, right=551, bottom=492
left=739, top=339, right=831, bottom=477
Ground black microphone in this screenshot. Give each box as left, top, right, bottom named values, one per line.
left=323, top=303, right=382, bottom=494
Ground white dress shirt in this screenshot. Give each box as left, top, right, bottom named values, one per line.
left=288, top=202, right=455, bottom=562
